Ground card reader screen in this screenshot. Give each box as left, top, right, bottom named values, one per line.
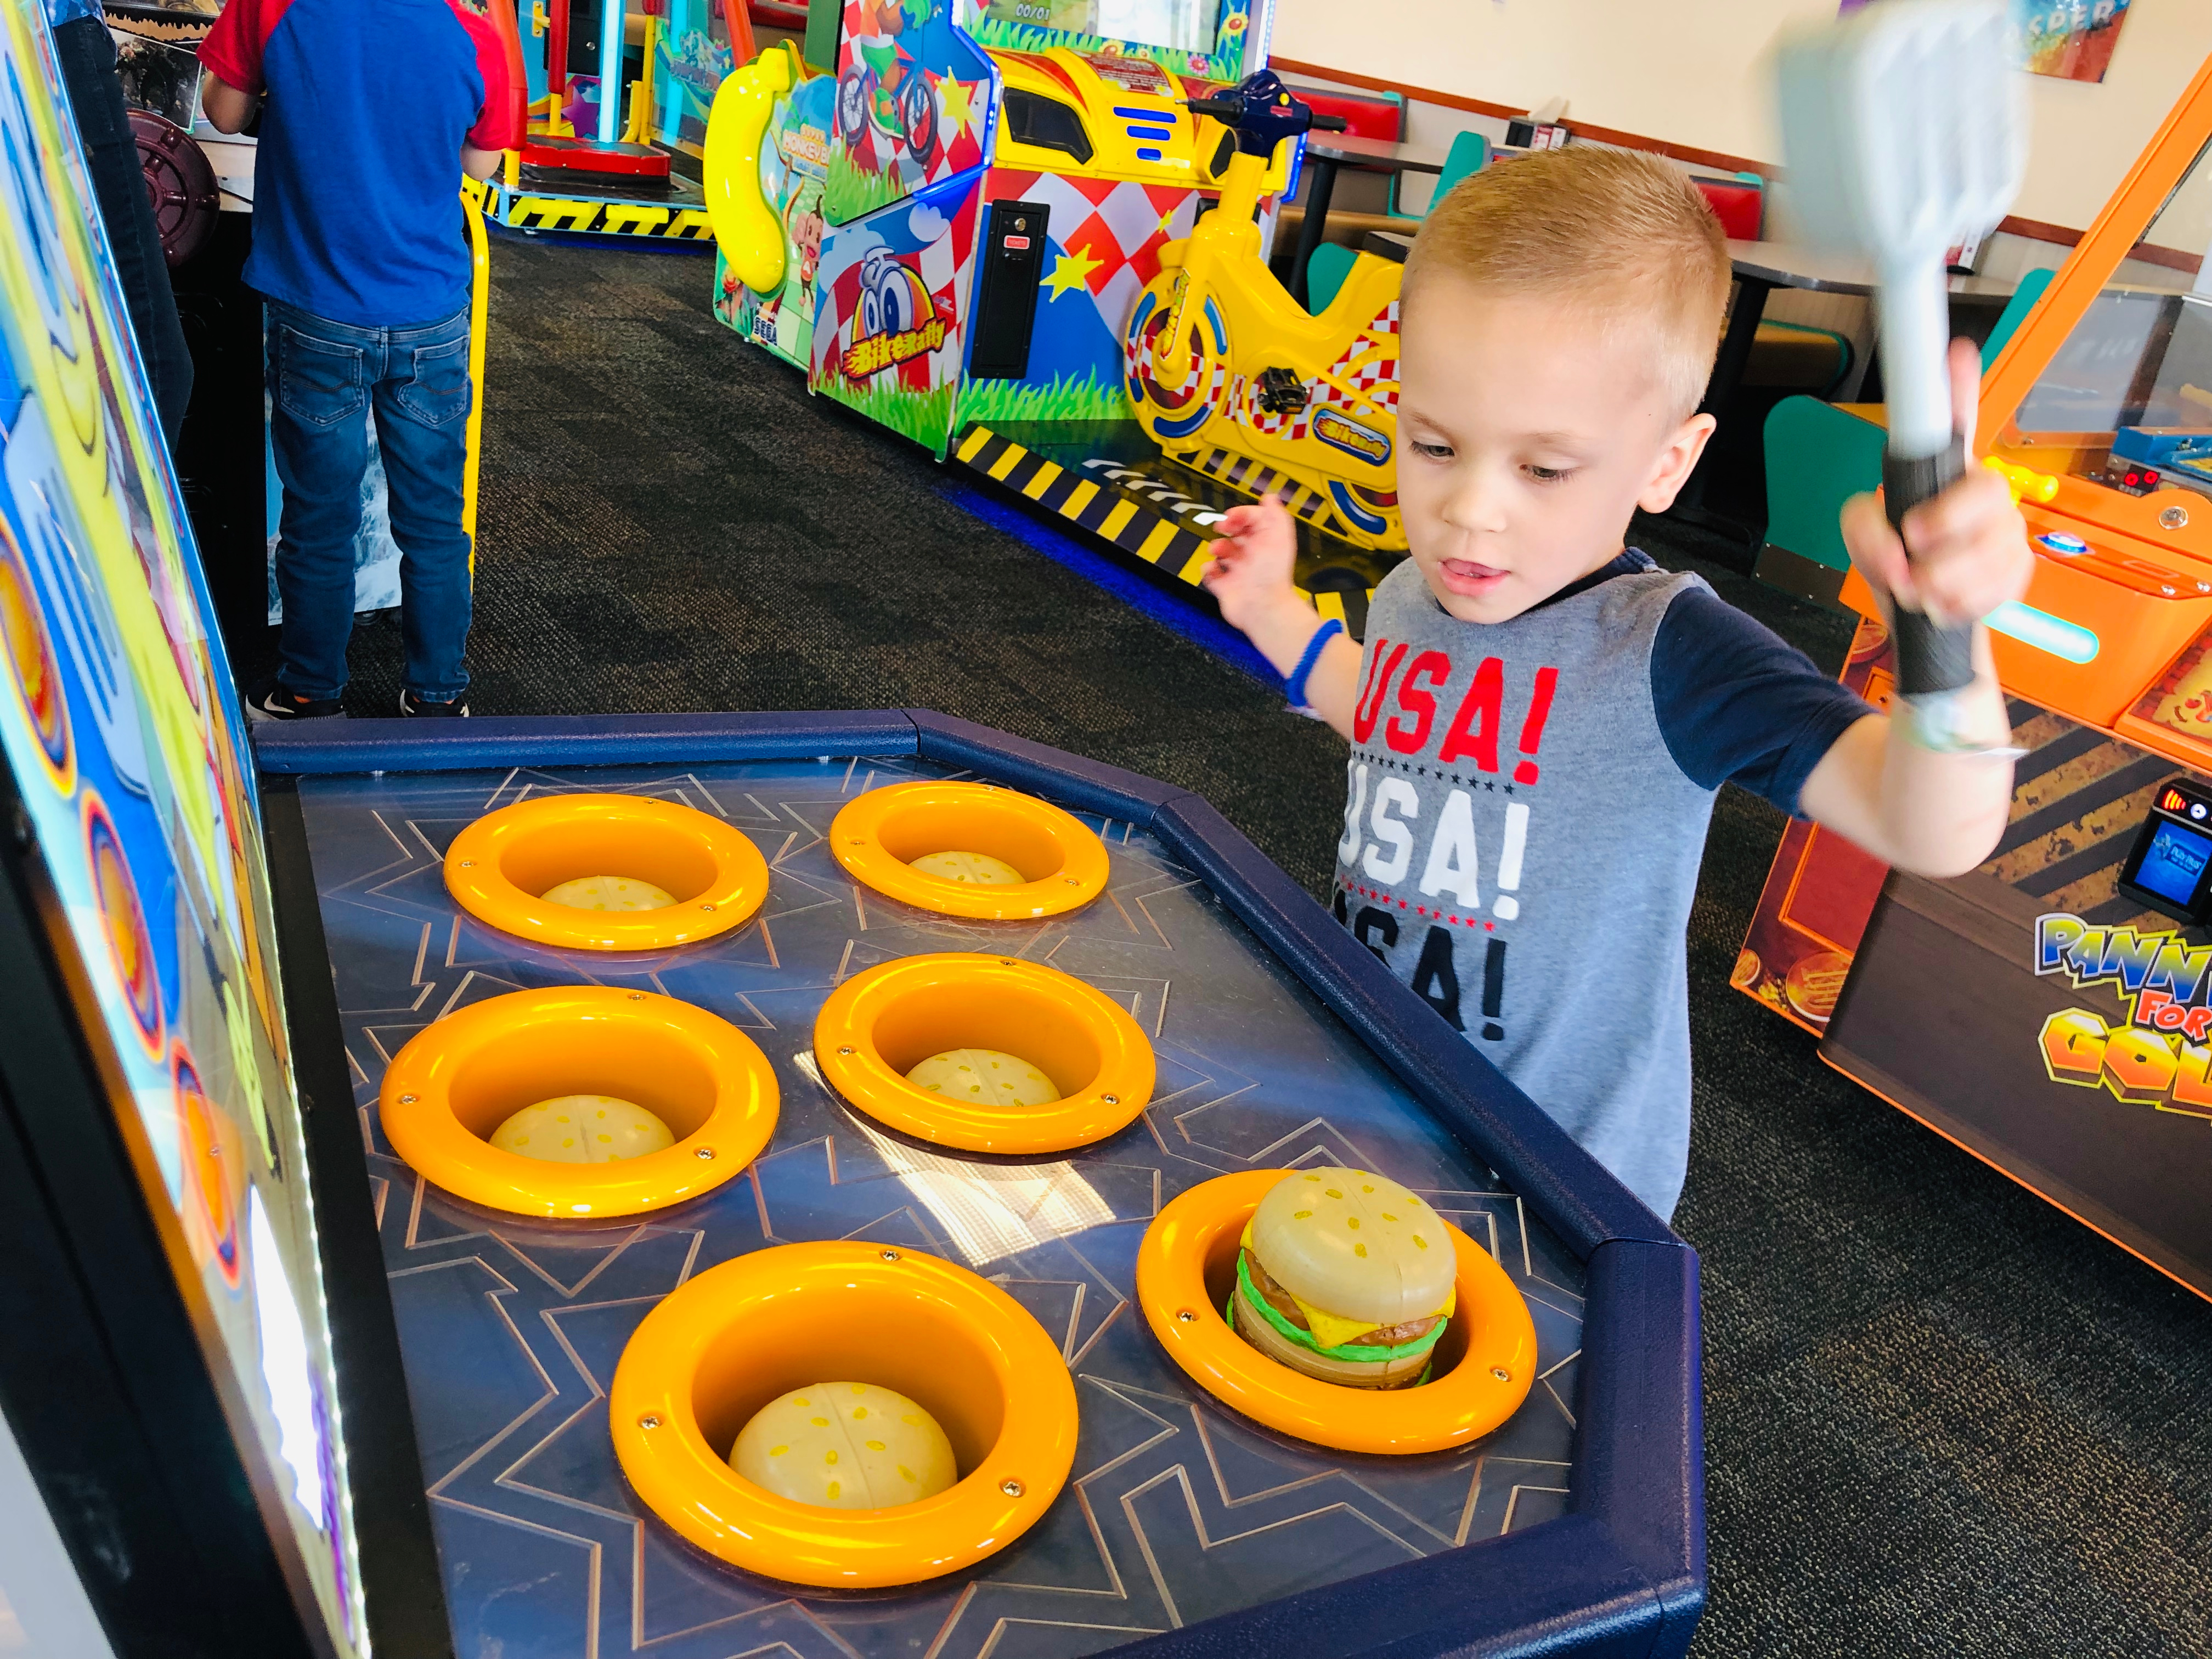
left=2135, top=819, right=2212, bottom=908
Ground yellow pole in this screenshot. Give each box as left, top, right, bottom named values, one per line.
left=462, top=189, right=491, bottom=569
left=623, top=14, right=658, bottom=145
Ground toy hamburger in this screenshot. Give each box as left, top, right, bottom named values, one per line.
left=1230, top=1166, right=1455, bottom=1389
left=729, top=1381, right=958, bottom=1510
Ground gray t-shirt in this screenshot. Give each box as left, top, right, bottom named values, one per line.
left=1331, top=555, right=1868, bottom=1222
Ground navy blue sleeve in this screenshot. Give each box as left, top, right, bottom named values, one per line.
left=1650, top=585, right=1875, bottom=816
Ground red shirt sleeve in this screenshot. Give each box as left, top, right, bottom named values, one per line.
left=198, top=0, right=280, bottom=95
left=452, top=3, right=521, bottom=151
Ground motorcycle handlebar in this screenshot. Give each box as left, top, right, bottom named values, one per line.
left=1180, top=97, right=1350, bottom=134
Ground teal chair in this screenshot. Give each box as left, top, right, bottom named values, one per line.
left=1399, top=129, right=1488, bottom=217
left=1757, top=266, right=2057, bottom=594
left=1307, top=130, right=1491, bottom=314
left=1306, top=243, right=1359, bottom=314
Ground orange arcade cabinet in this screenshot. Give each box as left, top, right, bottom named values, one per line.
left=1737, top=48, right=2212, bottom=1301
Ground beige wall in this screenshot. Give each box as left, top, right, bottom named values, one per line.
left=2013, top=0, right=2209, bottom=232
left=1267, top=0, right=1832, bottom=164
left=1268, top=0, right=2212, bottom=235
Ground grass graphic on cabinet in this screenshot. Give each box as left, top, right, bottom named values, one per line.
left=821, top=376, right=959, bottom=455
left=825, top=145, right=911, bottom=225
left=957, top=368, right=1128, bottom=426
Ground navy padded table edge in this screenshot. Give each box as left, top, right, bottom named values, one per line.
left=251, top=708, right=1706, bottom=1659
left=250, top=708, right=924, bottom=772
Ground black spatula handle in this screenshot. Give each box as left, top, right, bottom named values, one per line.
left=1883, top=435, right=1977, bottom=697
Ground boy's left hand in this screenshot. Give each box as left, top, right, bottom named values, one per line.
left=1840, top=338, right=2033, bottom=629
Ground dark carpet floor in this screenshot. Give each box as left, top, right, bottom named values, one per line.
left=326, top=235, right=2211, bottom=1657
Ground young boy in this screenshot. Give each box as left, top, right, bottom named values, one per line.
left=1205, top=146, right=2030, bottom=1223
left=198, top=0, right=518, bottom=719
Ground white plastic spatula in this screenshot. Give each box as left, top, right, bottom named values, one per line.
left=1777, top=0, right=2025, bottom=737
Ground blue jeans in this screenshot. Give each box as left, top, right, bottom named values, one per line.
left=266, top=300, right=473, bottom=701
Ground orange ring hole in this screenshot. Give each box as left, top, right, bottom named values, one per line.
left=1135, top=1170, right=1537, bottom=1455
left=814, top=953, right=1154, bottom=1154
left=445, top=793, right=768, bottom=951
left=610, top=1242, right=1079, bottom=1588
left=379, top=986, right=778, bottom=1217
left=830, top=782, right=1108, bottom=919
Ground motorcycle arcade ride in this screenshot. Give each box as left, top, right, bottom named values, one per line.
left=707, top=0, right=1410, bottom=636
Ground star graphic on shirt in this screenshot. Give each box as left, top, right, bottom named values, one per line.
left=1484, top=780, right=1496, bottom=791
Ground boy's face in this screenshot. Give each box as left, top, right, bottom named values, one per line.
left=1395, top=281, right=1715, bottom=624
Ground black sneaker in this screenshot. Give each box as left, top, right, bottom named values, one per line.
left=242, top=676, right=345, bottom=722
left=400, top=688, right=470, bottom=718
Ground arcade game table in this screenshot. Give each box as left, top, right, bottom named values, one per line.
left=236, top=710, right=1706, bottom=1659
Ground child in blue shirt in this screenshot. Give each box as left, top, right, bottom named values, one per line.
left=199, top=0, right=516, bottom=718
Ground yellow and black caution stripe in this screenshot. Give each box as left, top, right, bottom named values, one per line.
left=957, top=424, right=1212, bottom=585
left=1173, top=445, right=1340, bottom=535
left=953, top=425, right=1373, bottom=637
left=495, top=190, right=715, bottom=240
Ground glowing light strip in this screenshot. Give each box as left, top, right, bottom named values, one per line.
left=1984, top=600, right=2098, bottom=664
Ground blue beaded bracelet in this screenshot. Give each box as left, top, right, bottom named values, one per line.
left=1284, top=617, right=1344, bottom=714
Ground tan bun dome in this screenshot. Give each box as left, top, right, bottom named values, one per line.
left=729, top=1382, right=958, bottom=1511
left=1248, top=1166, right=1455, bottom=1327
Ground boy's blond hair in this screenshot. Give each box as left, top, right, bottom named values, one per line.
left=1402, top=145, right=1732, bottom=421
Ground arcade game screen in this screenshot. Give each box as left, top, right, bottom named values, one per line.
left=2128, top=816, right=2212, bottom=909
left=2002, top=134, right=2212, bottom=498
left=0, top=0, right=366, bottom=1647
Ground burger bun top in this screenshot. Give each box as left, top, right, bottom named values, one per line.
left=1248, top=1166, right=1455, bottom=1325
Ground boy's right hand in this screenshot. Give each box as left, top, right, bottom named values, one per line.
left=1202, top=494, right=1301, bottom=633
left=1201, top=492, right=1362, bottom=736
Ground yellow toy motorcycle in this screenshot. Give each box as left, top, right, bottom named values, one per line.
left=1124, top=72, right=1406, bottom=552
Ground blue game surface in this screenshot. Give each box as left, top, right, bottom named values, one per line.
left=295, top=754, right=1587, bottom=1659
